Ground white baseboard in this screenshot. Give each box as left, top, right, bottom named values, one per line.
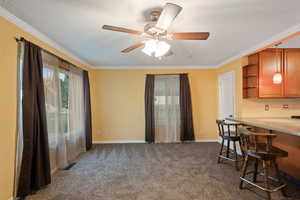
left=195, top=139, right=219, bottom=143
left=93, top=140, right=146, bottom=144
left=93, top=140, right=222, bottom=144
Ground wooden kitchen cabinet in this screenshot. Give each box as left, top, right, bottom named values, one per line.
left=284, top=49, right=300, bottom=97
left=258, top=49, right=284, bottom=98
left=243, top=48, right=300, bottom=99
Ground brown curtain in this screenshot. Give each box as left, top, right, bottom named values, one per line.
left=17, top=39, right=51, bottom=198
left=83, top=70, right=93, bottom=151
left=179, top=74, right=195, bottom=141
left=145, top=74, right=155, bottom=143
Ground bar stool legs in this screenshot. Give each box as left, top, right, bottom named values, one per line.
left=239, top=155, right=249, bottom=189
left=233, top=142, right=239, bottom=170
left=226, top=139, right=230, bottom=158
left=273, top=160, right=288, bottom=197
left=262, top=160, right=271, bottom=200
left=217, top=139, right=242, bottom=170
left=253, top=158, right=259, bottom=183
left=217, top=138, right=224, bottom=164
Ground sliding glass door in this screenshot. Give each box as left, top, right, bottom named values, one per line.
left=42, top=52, right=85, bottom=171
left=154, top=75, right=181, bottom=143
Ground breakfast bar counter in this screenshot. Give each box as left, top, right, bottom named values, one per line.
left=227, top=117, right=300, bottom=180
left=226, top=117, right=300, bottom=137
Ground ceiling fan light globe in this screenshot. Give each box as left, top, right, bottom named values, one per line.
left=155, top=41, right=171, bottom=57
left=142, top=39, right=157, bottom=56
left=142, top=47, right=153, bottom=56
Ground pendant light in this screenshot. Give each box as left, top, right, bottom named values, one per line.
left=273, top=44, right=282, bottom=84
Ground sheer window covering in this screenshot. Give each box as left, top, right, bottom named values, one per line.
left=42, top=51, right=85, bottom=170
left=154, top=75, right=181, bottom=143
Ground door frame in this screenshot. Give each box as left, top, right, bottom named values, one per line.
left=218, top=71, right=236, bottom=119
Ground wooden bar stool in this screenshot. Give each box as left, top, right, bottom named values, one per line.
left=216, top=120, right=244, bottom=170
left=238, top=127, right=288, bottom=200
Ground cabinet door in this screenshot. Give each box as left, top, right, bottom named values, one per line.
left=259, top=49, right=284, bottom=98
left=284, top=49, right=300, bottom=97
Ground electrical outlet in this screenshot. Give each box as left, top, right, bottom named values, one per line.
left=282, top=104, right=289, bottom=109
left=265, top=105, right=270, bottom=111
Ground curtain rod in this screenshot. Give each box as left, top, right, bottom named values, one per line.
left=14, top=37, right=81, bottom=70
left=146, top=73, right=188, bottom=76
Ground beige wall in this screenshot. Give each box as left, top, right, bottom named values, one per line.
left=91, top=69, right=218, bottom=142
left=0, top=17, right=91, bottom=200
left=217, top=57, right=300, bottom=118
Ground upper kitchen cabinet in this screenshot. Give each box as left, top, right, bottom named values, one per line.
left=243, top=48, right=300, bottom=99
left=284, top=49, right=300, bottom=97
left=259, top=49, right=284, bottom=98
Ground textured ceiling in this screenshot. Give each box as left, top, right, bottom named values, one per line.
left=1, top=0, right=300, bottom=68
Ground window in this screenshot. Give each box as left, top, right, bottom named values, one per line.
left=59, top=71, right=70, bottom=138
left=43, top=66, right=58, bottom=147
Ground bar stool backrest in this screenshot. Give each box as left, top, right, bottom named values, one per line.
left=238, top=127, right=277, bottom=154
left=216, top=120, right=239, bottom=137
left=216, top=120, right=225, bottom=137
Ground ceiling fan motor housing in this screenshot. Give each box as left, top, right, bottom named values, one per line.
left=150, top=10, right=161, bottom=22
left=144, top=22, right=167, bottom=36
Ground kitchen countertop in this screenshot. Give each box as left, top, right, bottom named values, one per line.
left=226, top=117, right=300, bottom=137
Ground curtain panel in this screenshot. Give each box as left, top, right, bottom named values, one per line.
left=179, top=74, right=195, bottom=141
left=83, top=70, right=93, bottom=151
left=145, top=74, right=155, bottom=143
left=17, top=40, right=51, bottom=198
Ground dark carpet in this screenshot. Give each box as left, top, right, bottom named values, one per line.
left=27, top=143, right=300, bottom=200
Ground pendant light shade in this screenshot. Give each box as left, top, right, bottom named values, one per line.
left=273, top=72, right=282, bottom=84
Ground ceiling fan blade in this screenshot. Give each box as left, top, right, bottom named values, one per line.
left=155, top=3, right=182, bottom=31
left=169, top=32, right=210, bottom=40
left=102, top=25, right=142, bottom=35
left=121, top=41, right=145, bottom=53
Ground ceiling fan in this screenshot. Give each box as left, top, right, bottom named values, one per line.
left=102, top=3, right=210, bottom=58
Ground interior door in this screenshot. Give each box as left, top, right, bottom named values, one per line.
left=219, top=71, right=239, bottom=152
left=219, top=71, right=236, bottom=120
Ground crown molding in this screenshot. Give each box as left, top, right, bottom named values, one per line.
left=0, top=6, right=92, bottom=67
left=215, top=23, right=300, bottom=68
left=93, top=64, right=217, bottom=70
